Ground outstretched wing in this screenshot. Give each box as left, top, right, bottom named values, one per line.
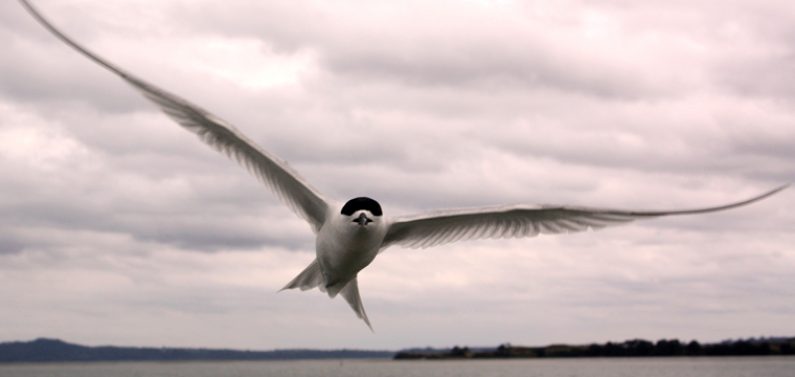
left=382, top=186, right=787, bottom=250
left=20, top=0, right=330, bottom=232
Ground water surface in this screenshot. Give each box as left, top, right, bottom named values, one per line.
left=1, top=356, right=793, bottom=377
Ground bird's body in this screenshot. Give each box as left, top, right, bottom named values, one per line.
left=281, top=198, right=389, bottom=327
left=316, top=212, right=384, bottom=286
left=20, top=0, right=788, bottom=330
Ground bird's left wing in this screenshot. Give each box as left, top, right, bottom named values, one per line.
left=381, top=186, right=787, bottom=250
left=20, top=0, right=330, bottom=232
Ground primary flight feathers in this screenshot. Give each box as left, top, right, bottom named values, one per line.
left=18, top=0, right=330, bottom=232
left=21, top=0, right=787, bottom=329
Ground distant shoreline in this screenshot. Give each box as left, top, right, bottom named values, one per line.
left=0, top=338, right=394, bottom=363
left=395, top=338, right=795, bottom=360
left=1, top=337, right=793, bottom=363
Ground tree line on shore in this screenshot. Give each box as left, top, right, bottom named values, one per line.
left=394, top=337, right=795, bottom=359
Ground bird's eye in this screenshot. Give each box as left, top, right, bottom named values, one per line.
left=341, top=197, right=383, bottom=216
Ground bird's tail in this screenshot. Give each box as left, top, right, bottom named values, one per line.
left=339, top=277, right=372, bottom=331
left=279, top=259, right=324, bottom=292
left=279, top=259, right=372, bottom=330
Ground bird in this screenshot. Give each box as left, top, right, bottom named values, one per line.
left=20, top=0, right=787, bottom=330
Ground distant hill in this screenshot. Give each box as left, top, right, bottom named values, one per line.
left=0, top=338, right=395, bottom=363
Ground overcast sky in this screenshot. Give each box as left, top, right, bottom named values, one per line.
left=1, top=0, right=794, bottom=350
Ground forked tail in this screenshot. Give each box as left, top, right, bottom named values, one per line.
left=279, top=259, right=372, bottom=330
left=339, top=278, right=372, bottom=331
left=279, top=259, right=324, bottom=292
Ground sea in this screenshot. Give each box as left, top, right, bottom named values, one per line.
left=1, top=356, right=793, bottom=377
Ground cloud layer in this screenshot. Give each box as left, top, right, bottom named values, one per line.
left=1, top=0, right=793, bottom=349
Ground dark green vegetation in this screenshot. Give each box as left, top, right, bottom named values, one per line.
left=394, top=337, right=795, bottom=359
left=0, top=338, right=394, bottom=363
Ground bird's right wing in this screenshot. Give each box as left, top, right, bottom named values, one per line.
left=381, top=186, right=787, bottom=250
left=20, top=0, right=330, bottom=232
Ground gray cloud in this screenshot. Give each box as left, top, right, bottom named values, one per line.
left=179, top=0, right=709, bottom=98
left=0, top=237, right=24, bottom=255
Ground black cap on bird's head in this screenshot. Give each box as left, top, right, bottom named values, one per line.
left=342, top=197, right=382, bottom=226
left=341, top=197, right=382, bottom=216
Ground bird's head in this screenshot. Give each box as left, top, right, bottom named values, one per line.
left=341, top=197, right=382, bottom=227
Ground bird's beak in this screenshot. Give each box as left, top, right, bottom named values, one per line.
left=353, top=212, right=372, bottom=226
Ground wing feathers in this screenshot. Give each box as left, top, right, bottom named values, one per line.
left=21, top=0, right=330, bottom=231
left=382, top=186, right=788, bottom=250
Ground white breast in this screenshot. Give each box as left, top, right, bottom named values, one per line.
left=315, top=210, right=387, bottom=285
